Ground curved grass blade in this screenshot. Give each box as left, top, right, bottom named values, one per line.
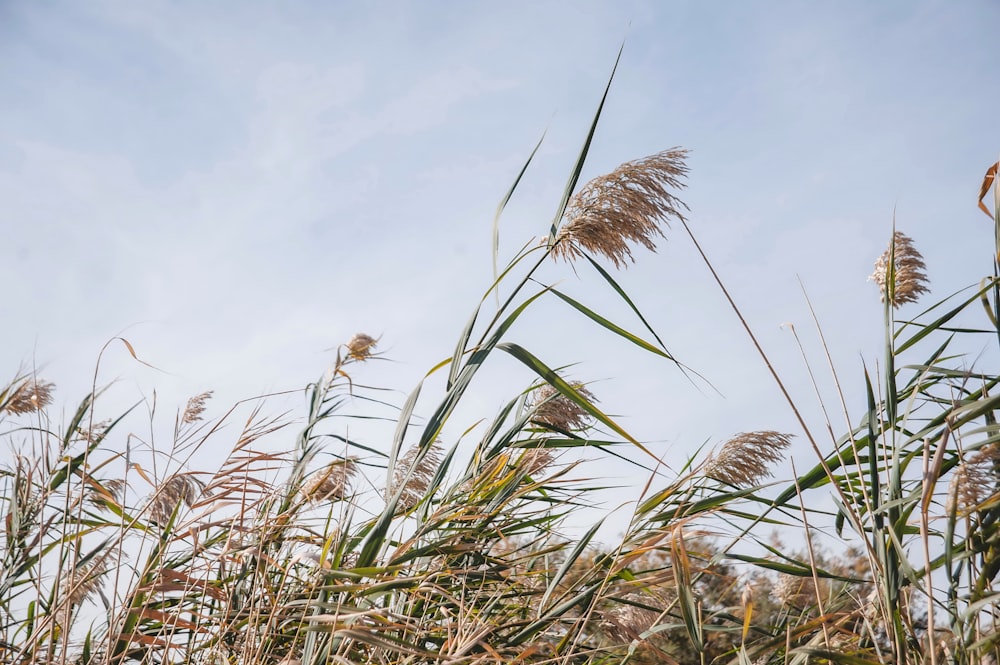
left=547, top=41, right=624, bottom=243
left=493, top=129, right=547, bottom=291
left=539, top=518, right=603, bottom=612
left=548, top=287, right=672, bottom=358
left=894, top=282, right=992, bottom=354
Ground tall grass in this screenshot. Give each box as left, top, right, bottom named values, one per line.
left=2, top=59, right=1000, bottom=665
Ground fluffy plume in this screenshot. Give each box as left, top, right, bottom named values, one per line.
left=869, top=231, right=930, bottom=308
left=553, top=148, right=689, bottom=268
left=517, top=448, right=555, bottom=477
left=148, top=473, right=205, bottom=524
left=949, top=444, right=1000, bottom=514
left=302, top=459, right=357, bottom=503
left=181, top=391, right=213, bottom=424
left=390, top=442, right=443, bottom=511
left=703, top=431, right=793, bottom=488
left=528, top=382, right=596, bottom=431
left=772, top=573, right=822, bottom=610
left=88, top=478, right=126, bottom=512
left=61, top=554, right=110, bottom=608
left=345, top=333, right=378, bottom=361
left=602, top=592, right=664, bottom=643
left=2, top=379, right=54, bottom=415
left=76, top=419, right=111, bottom=444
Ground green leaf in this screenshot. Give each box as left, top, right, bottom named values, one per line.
left=547, top=41, right=624, bottom=243
left=493, top=130, right=547, bottom=291
left=549, top=286, right=672, bottom=358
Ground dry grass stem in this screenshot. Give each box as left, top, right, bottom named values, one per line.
left=553, top=148, right=689, bottom=267
left=302, top=459, right=358, bottom=503
left=529, top=382, right=596, bottom=431
left=869, top=231, right=930, bottom=308
left=346, top=333, right=378, bottom=361
left=704, top=431, right=793, bottom=488
left=2, top=379, right=54, bottom=415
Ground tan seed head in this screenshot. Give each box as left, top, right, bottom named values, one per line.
left=181, top=391, right=213, bottom=424
left=704, top=431, right=793, bottom=488
left=869, top=231, right=930, bottom=308
left=149, top=473, right=204, bottom=523
left=302, top=459, right=357, bottom=503
left=949, top=443, right=1000, bottom=514
left=553, top=148, right=689, bottom=268
left=390, top=442, right=443, bottom=511
left=346, top=333, right=378, bottom=361
left=528, top=382, right=596, bottom=432
left=3, top=379, right=54, bottom=415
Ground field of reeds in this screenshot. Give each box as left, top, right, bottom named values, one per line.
left=3, top=60, right=1000, bottom=665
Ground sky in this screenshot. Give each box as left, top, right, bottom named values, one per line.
left=2, top=1, right=1000, bottom=536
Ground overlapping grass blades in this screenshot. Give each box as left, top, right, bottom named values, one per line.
left=3, top=51, right=1000, bottom=665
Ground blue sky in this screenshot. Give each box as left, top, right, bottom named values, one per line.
left=2, top=1, right=999, bottom=525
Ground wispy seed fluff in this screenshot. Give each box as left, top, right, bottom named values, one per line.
left=148, top=473, right=205, bottom=524
left=88, top=478, right=126, bottom=512
left=528, top=382, right=596, bottom=431
left=302, top=459, right=357, bottom=503
left=553, top=149, right=689, bottom=268
left=61, top=554, right=110, bottom=608
left=346, top=333, right=378, bottom=361
left=181, top=391, right=213, bottom=424
left=2, top=379, right=54, bottom=415
left=704, top=431, right=793, bottom=488
left=772, top=573, right=823, bottom=610
left=602, top=592, right=663, bottom=643
left=949, top=443, right=1000, bottom=515
left=869, top=231, right=930, bottom=308
left=390, top=442, right=444, bottom=511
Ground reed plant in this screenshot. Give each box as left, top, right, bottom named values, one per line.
left=2, top=53, right=1000, bottom=665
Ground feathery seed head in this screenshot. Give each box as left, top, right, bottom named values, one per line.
left=518, top=448, right=555, bottom=477
left=529, top=382, right=596, bottom=431
left=181, top=391, right=213, bottom=424
left=391, top=442, right=443, bottom=512
left=61, top=556, right=110, bottom=607
left=772, top=574, right=820, bottom=609
left=949, top=444, right=1000, bottom=514
left=704, top=431, right=793, bottom=488
left=149, top=473, right=204, bottom=524
left=302, top=459, right=357, bottom=503
left=869, top=231, right=930, bottom=308
left=553, top=149, right=689, bottom=268
left=602, top=592, right=663, bottom=643
left=3, top=379, right=54, bottom=415
left=88, top=478, right=126, bottom=512
left=346, top=333, right=378, bottom=361
left=76, top=419, right=111, bottom=444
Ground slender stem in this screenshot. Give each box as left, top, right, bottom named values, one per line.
left=677, top=220, right=819, bottom=463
